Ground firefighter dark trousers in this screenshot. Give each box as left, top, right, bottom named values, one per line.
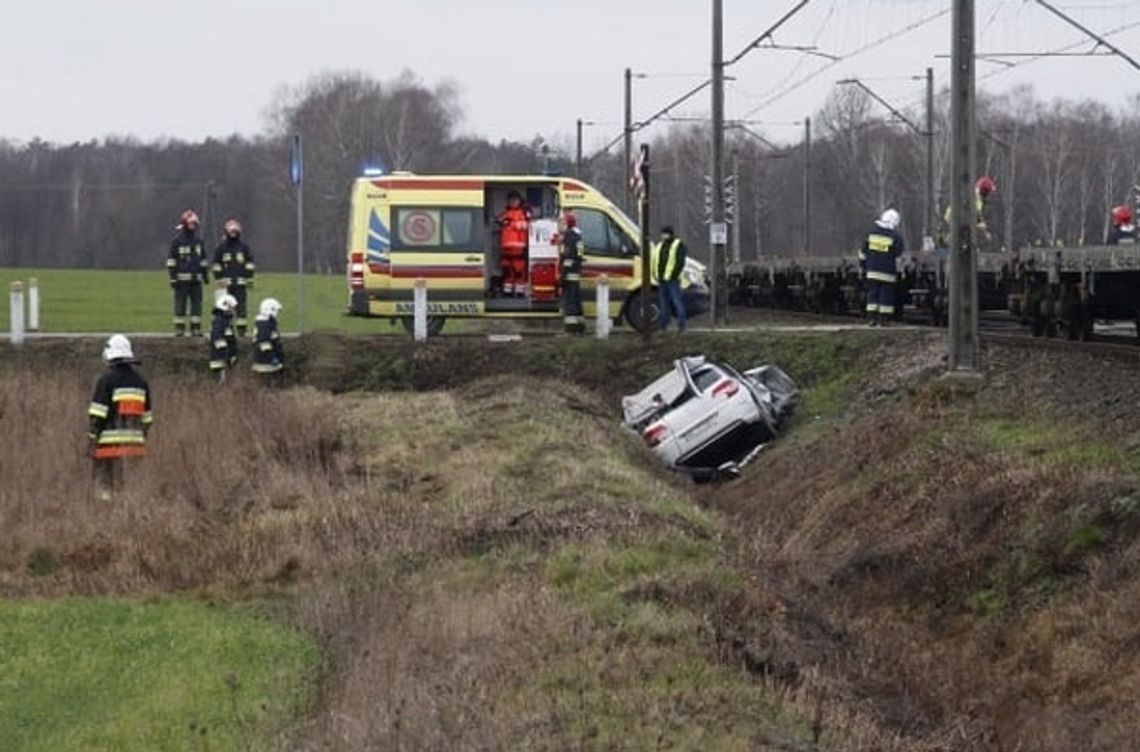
left=230, top=286, right=249, bottom=334
left=173, top=282, right=204, bottom=335
left=865, top=279, right=896, bottom=319
left=562, top=280, right=584, bottom=334
left=92, top=458, right=124, bottom=501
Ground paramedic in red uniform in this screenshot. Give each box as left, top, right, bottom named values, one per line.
left=497, top=191, right=530, bottom=296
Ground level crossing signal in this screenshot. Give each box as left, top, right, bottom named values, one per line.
left=703, top=174, right=737, bottom=225
left=630, top=147, right=648, bottom=202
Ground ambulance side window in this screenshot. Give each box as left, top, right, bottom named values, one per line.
left=575, top=209, right=635, bottom=257
left=392, top=207, right=483, bottom=251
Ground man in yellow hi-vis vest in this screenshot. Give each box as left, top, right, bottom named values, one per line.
left=651, top=225, right=688, bottom=333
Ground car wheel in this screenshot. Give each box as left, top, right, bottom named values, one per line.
left=623, top=293, right=661, bottom=333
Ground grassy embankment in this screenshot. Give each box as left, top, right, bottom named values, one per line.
left=705, top=342, right=1140, bottom=750
left=16, top=327, right=1140, bottom=750
left=0, top=331, right=876, bottom=750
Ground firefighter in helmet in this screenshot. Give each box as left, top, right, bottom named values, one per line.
left=87, top=335, right=153, bottom=502
left=167, top=209, right=209, bottom=336
left=938, top=176, right=995, bottom=247
left=497, top=191, right=530, bottom=296
left=252, top=297, right=285, bottom=380
left=1107, top=205, right=1137, bottom=246
left=209, top=292, right=240, bottom=382
left=211, top=218, right=257, bottom=336
left=558, top=211, right=585, bottom=335
left=860, top=208, right=905, bottom=327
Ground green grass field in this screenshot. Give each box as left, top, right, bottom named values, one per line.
left=0, top=598, right=318, bottom=751
left=0, top=268, right=392, bottom=334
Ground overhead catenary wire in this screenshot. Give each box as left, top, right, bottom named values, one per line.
left=737, top=5, right=951, bottom=119
left=979, top=18, right=1140, bottom=81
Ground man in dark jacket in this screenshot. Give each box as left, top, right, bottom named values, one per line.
left=87, top=335, right=153, bottom=502
left=1107, top=205, right=1137, bottom=246
left=252, top=297, right=285, bottom=380
left=209, top=293, right=239, bottom=382
left=211, top=218, right=257, bottom=335
left=559, top=211, right=585, bottom=335
left=653, top=225, right=688, bottom=333
left=859, top=209, right=905, bottom=327
left=167, top=209, right=209, bottom=336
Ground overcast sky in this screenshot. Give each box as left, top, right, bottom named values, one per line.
left=3, top=0, right=1139, bottom=152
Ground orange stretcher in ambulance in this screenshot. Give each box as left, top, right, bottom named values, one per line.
left=345, top=173, right=709, bottom=333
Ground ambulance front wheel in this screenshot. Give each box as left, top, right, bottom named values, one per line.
left=622, top=294, right=662, bottom=333
left=400, top=316, right=446, bottom=337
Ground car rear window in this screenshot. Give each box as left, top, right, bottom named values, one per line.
left=692, top=367, right=723, bottom=393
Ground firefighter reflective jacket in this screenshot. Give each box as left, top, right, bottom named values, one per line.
left=211, top=237, right=256, bottom=287
left=498, top=206, right=529, bottom=256
left=939, top=195, right=989, bottom=246
left=252, top=316, right=284, bottom=373
left=860, top=223, right=905, bottom=283
left=209, top=310, right=238, bottom=371
left=167, top=229, right=209, bottom=284
left=651, top=238, right=687, bottom=283
left=87, top=364, right=153, bottom=459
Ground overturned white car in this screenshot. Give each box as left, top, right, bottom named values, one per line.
left=622, top=356, right=798, bottom=481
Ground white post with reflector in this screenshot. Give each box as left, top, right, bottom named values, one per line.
left=595, top=274, right=611, bottom=339
left=9, top=281, right=25, bottom=345
left=413, top=278, right=428, bottom=342
left=27, top=277, right=39, bottom=332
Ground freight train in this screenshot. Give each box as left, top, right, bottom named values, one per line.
left=728, top=245, right=1140, bottom=339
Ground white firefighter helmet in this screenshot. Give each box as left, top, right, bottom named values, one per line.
left=102, top=334, right=135, bottom=363
left=258, top=297, right=283, bottom=319
left=876, top=208, right=901, bottom=231
left=216, top=293, right=239, bottom=313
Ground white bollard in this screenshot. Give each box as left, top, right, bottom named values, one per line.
left=413, top=278, right=428, bottom=342
left=27, top=277, right=39, bottom=332
left=595, top=274, right=611, bottom=339
left=9, top=281, right=25, bottom=345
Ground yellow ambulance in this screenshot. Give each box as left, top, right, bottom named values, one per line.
left=344, top=173, right=709, bottom=333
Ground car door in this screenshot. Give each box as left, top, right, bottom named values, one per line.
left=572, top=207, right=637, bottom=300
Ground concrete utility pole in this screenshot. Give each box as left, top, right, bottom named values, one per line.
left=803, top=116, right=812, bottom=256
left=731, top=152, right=741, bottom=264
left=624, top=68, right=634, bottom=215
left=710, top=0, right=728, bottom=325
left=948, top=0, right=979, bottom=373
left=926, top=67, right=936, bottom=245
left=576, top=119, right=584, bottom=177
left=637, top=145, right=652, bottom=341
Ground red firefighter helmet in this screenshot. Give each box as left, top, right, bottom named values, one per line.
left=179, top=209, right=200, bottom=228
left=976, top=176, right=996, bottom=197
left=1112, top=205, right=1133, bottom=226
left=223, top=219, right=242, bottom=236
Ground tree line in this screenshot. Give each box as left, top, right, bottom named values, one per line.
left=1, top=71, right=1137, bottom=272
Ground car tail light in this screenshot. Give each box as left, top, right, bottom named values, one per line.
left=349, top=251, right=365, bottom=290
left=644, top=423, right=667, bottom=448
left=712, top=379, right=740, bottom=398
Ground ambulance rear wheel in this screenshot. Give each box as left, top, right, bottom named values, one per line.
left=400, top=316, right=446, bottom=336
left=623, top=295, right=661, bottom=333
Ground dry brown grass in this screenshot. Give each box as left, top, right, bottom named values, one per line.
left=2, top=362, right=819, bottom=750
left=0, top=367, right=390, bottom=596
left=703, top=352, right=1140, bottom=751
